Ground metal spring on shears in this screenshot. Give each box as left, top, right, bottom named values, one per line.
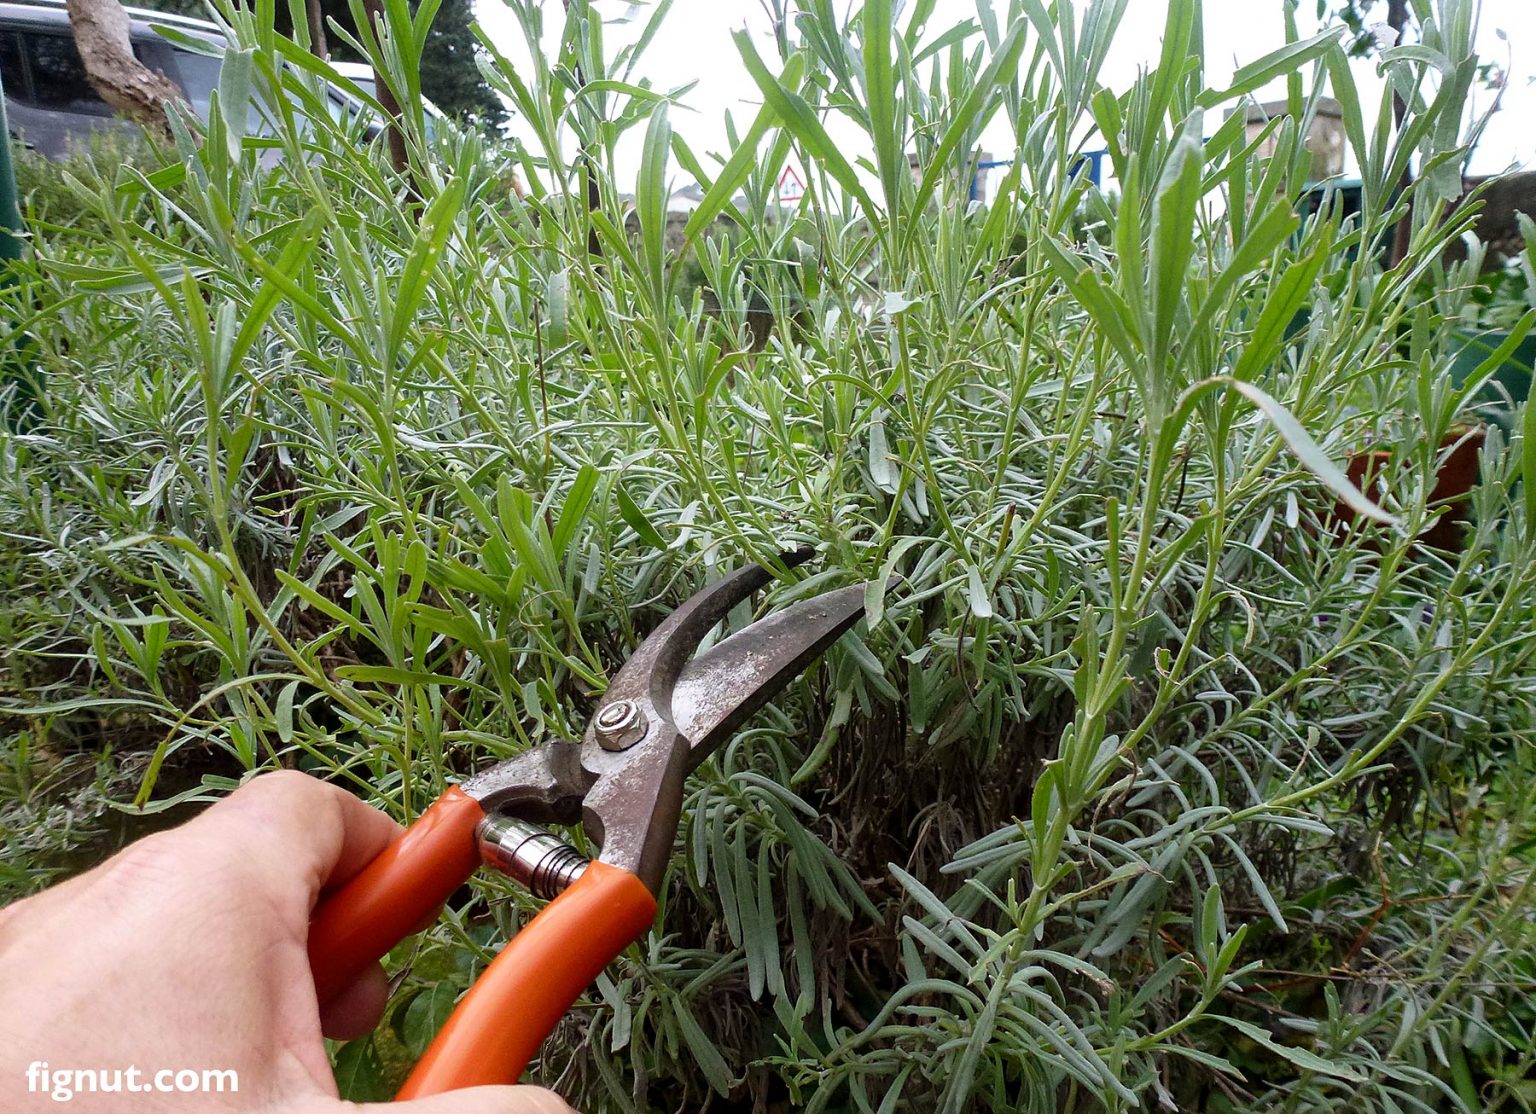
left=475, top=814, right=588, bottom=900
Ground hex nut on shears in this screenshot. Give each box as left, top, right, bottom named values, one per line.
left=594, top=699, right=648, bottom=750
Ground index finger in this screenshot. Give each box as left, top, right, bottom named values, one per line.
left=182, top=770, right=404, bottom=923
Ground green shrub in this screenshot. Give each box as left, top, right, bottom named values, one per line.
left=1, top=0, right=1533, bottom=1110
left=11, top=131, right=174, bottom=230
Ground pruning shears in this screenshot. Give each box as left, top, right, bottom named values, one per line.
left=306, top=548, right=877, bottom=1099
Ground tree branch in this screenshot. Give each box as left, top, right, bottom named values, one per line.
left=65, top=0, right=182, bottom=142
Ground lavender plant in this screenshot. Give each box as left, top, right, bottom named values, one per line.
left=1, top=0, right=1533, bottom=1110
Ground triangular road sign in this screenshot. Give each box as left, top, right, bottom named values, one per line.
left=777, top=165, right=805, bottom=202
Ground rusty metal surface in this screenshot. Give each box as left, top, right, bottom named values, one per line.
left=460, top=742, right=590, bottom=823
left=465, top=550, right=882, bottom=895
left=583, top=548, right=816, bottom=739
left=670, top=582, right=870, bottom=766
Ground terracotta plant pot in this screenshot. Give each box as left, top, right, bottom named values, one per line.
left=1332, top=425, right=1486, bottom=551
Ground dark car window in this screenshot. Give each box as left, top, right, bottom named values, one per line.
left=0, top=32, right=26, bottom=100
left=168, top=48, right=270, bottom=134
left=169, top=47, right=218, bottom=121
left=20, top=32, right=113, bottom=115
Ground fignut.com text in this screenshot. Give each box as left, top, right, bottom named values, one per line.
left=25, top=1062, right=239, bottom=1102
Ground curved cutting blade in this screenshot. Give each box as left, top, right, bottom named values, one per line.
left=671, top=581, right=877, bottom=768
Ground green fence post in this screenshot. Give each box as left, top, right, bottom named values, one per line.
left=0, top=90, right=19, bottom=264
left=0, top=72, right=39, bottom=426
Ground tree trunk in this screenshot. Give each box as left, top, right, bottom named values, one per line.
left=1387, top=0, right=1414, bottom=266
left=304, top=0, right=329, bottom=59
left=358, top=0, right=413, bottom=190
left=64, top=0, right=181, bottom=141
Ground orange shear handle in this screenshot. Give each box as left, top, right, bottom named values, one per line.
left=397, top=861, right=657, bottom=1098
left=308, top=786, right=486, bottom=1005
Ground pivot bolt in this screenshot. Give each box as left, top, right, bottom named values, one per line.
left=595, top=699, right=648, bottom=750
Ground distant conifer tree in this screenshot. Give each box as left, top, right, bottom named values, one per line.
left=415, top=0, right=504, bottom=127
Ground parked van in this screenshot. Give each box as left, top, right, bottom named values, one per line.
left=0, top=0, right=384, bottom=157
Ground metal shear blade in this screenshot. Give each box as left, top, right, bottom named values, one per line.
left=465, top=549, right=879, bottom=892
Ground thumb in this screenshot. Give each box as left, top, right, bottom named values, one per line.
left=367, top=1085, right=578, bottom=1114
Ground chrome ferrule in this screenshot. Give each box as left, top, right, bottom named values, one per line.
left=476, top=814, right=588, bottom=899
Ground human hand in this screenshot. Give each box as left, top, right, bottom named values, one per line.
left=0, top=770, right=574, bottom=1113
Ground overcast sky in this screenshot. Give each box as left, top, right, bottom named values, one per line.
left=472, top=0, right=1535, bottom=189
